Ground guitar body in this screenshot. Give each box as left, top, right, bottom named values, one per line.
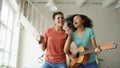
left=69, top=46, right=89, bottom=68
left=77, top=47, right=89, bottom=64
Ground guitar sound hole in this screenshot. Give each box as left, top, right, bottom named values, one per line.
left=76, top=52, right=79, bottom=58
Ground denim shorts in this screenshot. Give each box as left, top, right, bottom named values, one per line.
left=41, top=61, right=67, bottom=68
left=79, top=61, right=98, bottom=68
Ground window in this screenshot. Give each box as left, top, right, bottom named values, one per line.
left=0, top=0, right=15, bottom=67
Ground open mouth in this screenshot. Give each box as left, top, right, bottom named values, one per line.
left=58, top=22, right=63, bottom=24
left=58, top=21, right=64, bottom=24
left=73, top=22, right=77, bottom=25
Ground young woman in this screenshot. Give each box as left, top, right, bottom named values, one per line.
left=39, top=11, right=67, bottom=68
left=64, top=14, right=101, bottom=68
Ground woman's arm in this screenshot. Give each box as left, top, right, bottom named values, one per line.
left=91, top=38, right=101, bottom=52
left=39, top=35, right=47, bottom=51
left=64, top=35, right=72, bottom=54
left=64, top=27, right=73, bottom=54
left=91, top=38, right=97, bottom=48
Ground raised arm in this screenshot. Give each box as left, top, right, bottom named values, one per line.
left=39, top=35, right=47, bottom=51
left=64, top=27, right=73, bottom=54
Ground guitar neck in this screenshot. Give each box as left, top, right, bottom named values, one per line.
left=78, top=41, right=117, bottom=56
left=79, top=48, right=95, bottom=56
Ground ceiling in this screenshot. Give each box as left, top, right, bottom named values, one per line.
left=30, top=0, right=120, bottom=14
left=30, top=0, right=120, bottom=7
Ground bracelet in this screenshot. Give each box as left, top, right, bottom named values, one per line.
left=39, top=41, right=41, bottom=44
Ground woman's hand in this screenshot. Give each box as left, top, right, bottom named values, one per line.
left=69, top=54, right=76, bottom=61
left=39, top=35, right=47, bottom=51
left=65, top=27, right=72, bottom=36
left=95, top=47, right=101, bottom=53
left=39, top=35, right=44, bottom=44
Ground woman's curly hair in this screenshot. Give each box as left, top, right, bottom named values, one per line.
left=65, top=14, right=94, bottom=31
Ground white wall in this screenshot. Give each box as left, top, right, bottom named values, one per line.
left=18, top=2, right=120, bottom=68
left=18, top=26, right=44, bottom=68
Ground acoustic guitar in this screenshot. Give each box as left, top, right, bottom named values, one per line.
left=68, top=41, right=117, bottom=68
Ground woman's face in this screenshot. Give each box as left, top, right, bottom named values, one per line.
left=54, top=14, right=65, bottom=27
left=73, top=15, right=83, bottom=28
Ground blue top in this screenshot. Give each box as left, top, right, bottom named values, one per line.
left=72, top=27, right=96, bottom=63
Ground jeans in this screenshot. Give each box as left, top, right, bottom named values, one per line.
left=79, top=61, right=98, bottom=68
left=41, top=62, right=67, bottom=68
